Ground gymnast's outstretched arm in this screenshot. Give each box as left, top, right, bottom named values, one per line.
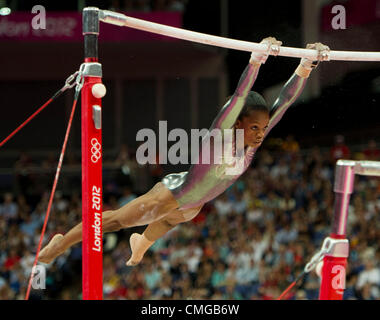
left=264, top=70, right=308, bottom=136
left=210, top=61, right=261, bottom=130
left=264, top=42, right=330, bottom=137
left=210, top=37, right=282, bottom=131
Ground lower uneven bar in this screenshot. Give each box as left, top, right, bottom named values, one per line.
left=354, top=161, right=380, bottom=176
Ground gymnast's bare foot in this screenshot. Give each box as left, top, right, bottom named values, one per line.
left=38, top=234, right=64, bottom=264
left=126, top=233, right=142, bottom=266
left=126, top=233, right=153, bottom=266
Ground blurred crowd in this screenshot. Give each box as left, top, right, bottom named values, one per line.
left=0, top=135, right=380, bottom=300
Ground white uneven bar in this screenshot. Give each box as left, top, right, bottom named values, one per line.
left=337, top=160, right=380, bottom=177
left=354, top=160, right=380, bottom=177
left=99, top=9, right=380, bottom=62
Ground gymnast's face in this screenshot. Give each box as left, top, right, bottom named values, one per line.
left=234, top=110, right=269, bottom=148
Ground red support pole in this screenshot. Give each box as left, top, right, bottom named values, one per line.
left=318, top=161, right=354, bottom=300
left=319, top=235, right=348, bottom=300
left=81, top=7, right=104, bottom=300
left=318, top=160, right=380, bottom=299
left=81, top=72, right=104, bottom=299
left=319, top=256, right=347, bottom=300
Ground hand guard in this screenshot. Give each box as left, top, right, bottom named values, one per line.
left=300, top=42, right=330, bottom=70
left=250, top=37, right=282, bottom=64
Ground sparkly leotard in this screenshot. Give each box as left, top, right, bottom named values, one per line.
left=162, top=60, right=308, bottom=209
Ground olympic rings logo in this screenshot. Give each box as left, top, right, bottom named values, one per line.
left=91, top=138, right=102, bottom=163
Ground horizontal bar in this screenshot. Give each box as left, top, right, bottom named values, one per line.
left=354, top=160, right=380, bottom=176
left=99, top=9, right=380, bottom=62
left=336, top=159, right=380, bottom=177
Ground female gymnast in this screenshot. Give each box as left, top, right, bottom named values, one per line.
left=39, top=38, right=329, bottom=266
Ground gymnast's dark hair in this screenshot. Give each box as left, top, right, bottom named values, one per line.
left=226, top=91, right=269, bottom=121
left=239, top=91, right=269, bottom=120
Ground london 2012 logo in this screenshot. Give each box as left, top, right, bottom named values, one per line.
left=91, top=138, right=102, bottom=163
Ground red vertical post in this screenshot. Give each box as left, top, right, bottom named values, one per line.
left=319, top=160, right=354, bottom=300
left=318, top=238, right=348, bottom=300
left=82, top=7, right=104, bottom=300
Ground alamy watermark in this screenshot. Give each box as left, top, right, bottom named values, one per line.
left=331, top=4, right=346, bottom=30
left=31, top=5, right=46, bottom=30
left=31, top=265, right=46, bottom=290
left=331, top=265, right=346, bottom=291
left=136, top=121, right=247, bottom=176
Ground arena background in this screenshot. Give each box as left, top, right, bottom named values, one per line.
left=0, top=0, right=379, bottom=300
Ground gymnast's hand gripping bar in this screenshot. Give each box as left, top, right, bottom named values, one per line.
left=97, top=8, right=380, bottom=62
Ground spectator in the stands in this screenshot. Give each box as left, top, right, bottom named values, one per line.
left=0, top=193, right=18, bottom=223
left=362, top=139, right=380, bottom=161
left=330, top=134, right=350, bottom=163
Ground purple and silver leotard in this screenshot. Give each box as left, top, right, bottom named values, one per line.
left=162, top=60, right=308, bottom=209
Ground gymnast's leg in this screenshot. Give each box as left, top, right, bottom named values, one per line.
left=38, top=182, right=179, bottom=264
left=126, top=204, right=203, bottom=266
